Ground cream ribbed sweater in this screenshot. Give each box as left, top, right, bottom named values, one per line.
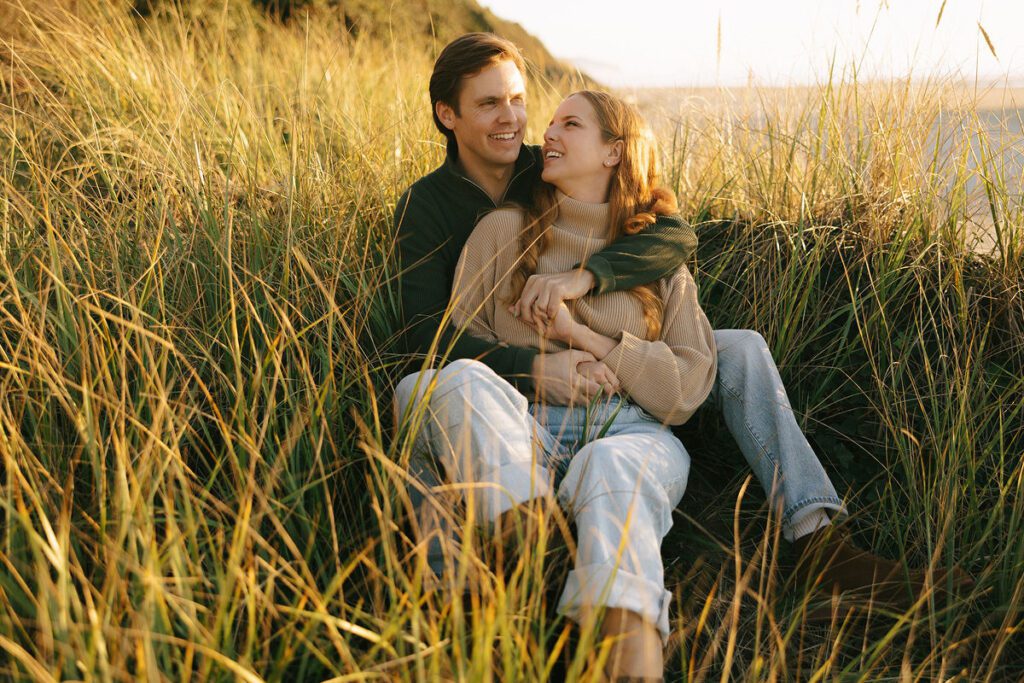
left=450, top=193, right=717, bottom=425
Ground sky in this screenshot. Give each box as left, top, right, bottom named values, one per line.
left=481, top=0, right=1024, bottom=88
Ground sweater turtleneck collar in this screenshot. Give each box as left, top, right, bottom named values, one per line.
left=554, top=191, right=611, bottom=238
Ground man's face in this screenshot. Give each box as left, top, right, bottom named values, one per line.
left=436, top=59, right=527, bottom=174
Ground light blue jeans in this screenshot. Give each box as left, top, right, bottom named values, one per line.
left=396, top=359, right=688, bottom=638
left=704, top=330, right=846, bottom=533
left=394, top=330, right=846, bottom=634
left=534, top=400, right=690, bottom=639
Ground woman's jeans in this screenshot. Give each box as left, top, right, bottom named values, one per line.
left=394, top=330, right=846, bottom=635
left=533, top=400, right=690, bottom=640
left=397, top=358, right=688, bottom=638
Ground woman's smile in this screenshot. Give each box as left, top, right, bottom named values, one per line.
left=542, top=145, right=564, bottom=164
left=540, top=93, right=620, bottom=203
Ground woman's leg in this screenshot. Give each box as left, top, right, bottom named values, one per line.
left=601, top=608, right=663, bottom=680
left=554, top=421, right=689, bottom=677
left=394, top=360, right=560, bottom=582
left=395, top=358, right=558, bottom=524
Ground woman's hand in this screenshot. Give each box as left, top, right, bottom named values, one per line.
left=512, top=270, right=595, bottom=325
left=531, top=349, right=600, bottom=404
left=535, top=301, right=578, bottom=344
left=525, top=300, right=619, bottom=362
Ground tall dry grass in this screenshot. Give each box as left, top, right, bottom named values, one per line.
left=0, top=0, right=1021, bottom=680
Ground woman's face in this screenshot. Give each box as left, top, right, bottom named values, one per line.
left=541, top=94, right=620, bottom=202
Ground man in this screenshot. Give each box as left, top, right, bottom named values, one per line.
left=392, top=32, right=954, bottom=610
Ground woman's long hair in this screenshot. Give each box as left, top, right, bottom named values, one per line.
left=508, top=90, right=678, bottom=340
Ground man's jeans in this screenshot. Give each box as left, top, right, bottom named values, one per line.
left=393, top=330, right=846, bottom=627
left=704, top=330, right=846, bottom=532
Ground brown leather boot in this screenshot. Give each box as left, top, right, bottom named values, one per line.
left=792, top=527, right=973, bottom=607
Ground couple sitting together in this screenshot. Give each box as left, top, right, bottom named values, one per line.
left=392, top=32, right=965, bottom=680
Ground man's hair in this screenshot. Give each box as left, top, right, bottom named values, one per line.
left=429, top=33, right=526, bottom=154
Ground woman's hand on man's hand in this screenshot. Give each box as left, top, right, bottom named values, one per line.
left=511, top=269, right=595, bottom=325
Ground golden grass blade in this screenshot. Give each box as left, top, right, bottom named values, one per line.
left=716, top=11, right=723, bottom=79
left=978, top=22, right=998, bottom=60
left=0, top=636, right=58, bottom=682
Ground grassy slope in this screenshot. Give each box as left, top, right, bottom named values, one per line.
left=330, top=0, right=583, bottom=82
left=0, top=1, right=1022, bottom=680
left=2, top=0, right=584, bottom=84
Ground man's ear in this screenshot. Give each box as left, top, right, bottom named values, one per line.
left=605, top=140, right=624, bottom=168
left=436, top=101, right=457, bottom=131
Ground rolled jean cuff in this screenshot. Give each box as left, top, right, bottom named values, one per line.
left=474, top=460, right=554, bottom=523
left=784, top=498, right=847, bottom=542
left=557, top=563, right=672, bottom=643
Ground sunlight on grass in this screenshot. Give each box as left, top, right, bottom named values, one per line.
left=1, top=0, right=1021, bottom=680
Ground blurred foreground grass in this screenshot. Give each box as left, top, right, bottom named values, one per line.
left=1, top=1, right=1022, bottom=680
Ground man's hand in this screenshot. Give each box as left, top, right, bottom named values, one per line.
left=512, top=270, right=595, bottom=326
left=531, top=349, right=599, bottom=405
left=577, top=360, right=621, bottom=396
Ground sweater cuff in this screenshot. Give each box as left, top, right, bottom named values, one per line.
left=583, top=256, right=615, bottom=295
left=601, top=330, right=648, bottom=381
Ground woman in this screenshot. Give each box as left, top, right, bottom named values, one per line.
left=448, top=90, right=715, bottom=680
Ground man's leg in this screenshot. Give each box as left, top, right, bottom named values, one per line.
left=708, top=330, right=972, bottom=603
left=708, top=329, right=843, bottom=540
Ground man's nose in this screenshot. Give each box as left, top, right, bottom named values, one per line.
left=497, top=101, right=515, bottom=122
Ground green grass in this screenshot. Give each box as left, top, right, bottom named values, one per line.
left=1, top=1, right=1022, bottom=680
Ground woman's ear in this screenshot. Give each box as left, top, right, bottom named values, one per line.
left=605, top=140, right=624, bottom=168
left=436, top=101, right=457, bottom=131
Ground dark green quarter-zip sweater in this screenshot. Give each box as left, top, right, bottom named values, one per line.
left=394, top=144, right=698, bottom=393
